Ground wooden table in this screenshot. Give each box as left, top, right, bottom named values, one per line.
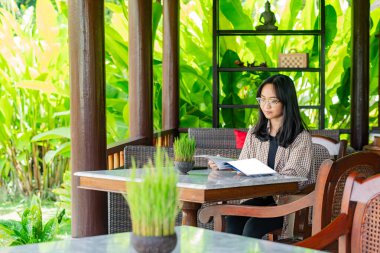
left=75, top=169, right=306, bottom=226
left=1, top=226, right=324, bottom=253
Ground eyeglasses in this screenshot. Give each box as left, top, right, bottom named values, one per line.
left=256, top=97, right=280, bottom=106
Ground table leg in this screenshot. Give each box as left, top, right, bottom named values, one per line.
left=181, top=201, right=202, bottom=226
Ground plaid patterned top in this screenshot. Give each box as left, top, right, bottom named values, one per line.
left=239, top=128, right=312, bottom=190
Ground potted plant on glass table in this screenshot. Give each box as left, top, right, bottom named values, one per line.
left=173, top=136, right=196, bottom=174
left=124, top=148, right=180, bottom=253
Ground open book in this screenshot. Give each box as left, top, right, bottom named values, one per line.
left=195, top=155, right=277, bottom=177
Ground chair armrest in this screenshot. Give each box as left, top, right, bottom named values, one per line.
left=199, top=191, right=315, bottom=229
left=294, top=213, right=352, bottom=250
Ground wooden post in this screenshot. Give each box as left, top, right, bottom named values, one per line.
left=129, top=0, right=153, bottom=143
left=68, top=0, right=107, bottom=237
left=351, top=0, right=370, bottom=150
left=162, top=0, right=179, bottom=131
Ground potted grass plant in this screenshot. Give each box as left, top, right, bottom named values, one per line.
left=173, top=136, right=196, bottom=174
left=125, top=148, right=179, bottom=253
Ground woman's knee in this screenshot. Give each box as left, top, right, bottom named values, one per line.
left=242, top=217, right=284, bottom=238
left=225, top=215, right=248, bottom=234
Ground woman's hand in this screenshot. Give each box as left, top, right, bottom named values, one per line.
left=208, top=160, right=219, bottom=171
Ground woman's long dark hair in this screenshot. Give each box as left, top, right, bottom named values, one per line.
left=253, top=74, right=308, bottom=148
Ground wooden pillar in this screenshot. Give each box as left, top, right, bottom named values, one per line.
left=129, top=0, right=153, bottom=142
left=68, top=0, right=107, bottom=237
left=162, top=0, right=179, bottom=131
left=351, top=0, right=370, bottom=150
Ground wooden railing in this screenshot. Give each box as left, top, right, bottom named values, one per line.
left=106, top=128, right=181, bottom=170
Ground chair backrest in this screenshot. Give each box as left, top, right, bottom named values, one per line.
left=311, top=134, right=347, bottom=159
left=188, top=128, right=247, bottom=149
left=308, top=143, right=331, bottom=185
left=312, top=152, right=380, bottom=235
left=295, top=171, right=380, bottom=252
left=123, top=145, right=173, bottom=169
left=309, top=129, right=340, bottom=142
left=347, top=172, right=380, bottom=253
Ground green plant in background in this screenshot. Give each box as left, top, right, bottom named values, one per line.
left=51, top=170, right=71, bottom=219
left=125, top=149, right=179, bottom=236
left=0, top=195, right=65, bottom=246
left=209, top=0, right=380, bottom=129
left=105, top=0, right=379, bottom=131
left=0, top=0, right=70, bottom=198
left=173, top=137, right=196, bottom=162
left=51, top=170, right=71, bottom=237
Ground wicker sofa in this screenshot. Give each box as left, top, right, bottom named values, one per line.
left=189, top=127, right=348, bottom=159
left=188, top=128, right=341, bottom=147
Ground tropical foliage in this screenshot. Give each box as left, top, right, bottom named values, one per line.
left=0, top=195, right=65, bottom=246
left=0, top=0, right=379, bottom=199
left=0, top=0, right=70, bottom=198
left=52, top=170, right=71, bottom=219
left=215, top=0, right=379, bottom=129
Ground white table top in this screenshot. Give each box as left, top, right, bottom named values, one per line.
left=2, top=226, right=324, bottom=253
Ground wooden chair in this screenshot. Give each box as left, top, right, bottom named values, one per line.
left=274, top=143, right=330, bottom=240
left=199, top=152, right=380, bottom=247
left=312, top=134, right=347, bottom=159
left=309, top=129, right=340, bottom=142
left=295, top=171, right=380, bottom=253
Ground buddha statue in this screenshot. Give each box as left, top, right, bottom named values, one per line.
left=255, top=1, right=278, bottom=31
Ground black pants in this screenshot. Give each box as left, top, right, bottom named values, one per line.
left=225, top=196, right=284, bottom=238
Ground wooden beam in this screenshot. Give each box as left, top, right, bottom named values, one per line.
left=68, top=0, right=107, bottom=237
left=162, top=0, right=179, bottom=131
left=351, top=0, right=370, bottom=150
left=129, top=0, right=153, bottom=142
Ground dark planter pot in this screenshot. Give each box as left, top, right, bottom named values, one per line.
left=174, top=161, right=194, bottom=175
left=131, top=233, right=177, bottom=253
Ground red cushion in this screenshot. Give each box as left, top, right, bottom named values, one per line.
left=234, top=129, right=248, bottom=149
